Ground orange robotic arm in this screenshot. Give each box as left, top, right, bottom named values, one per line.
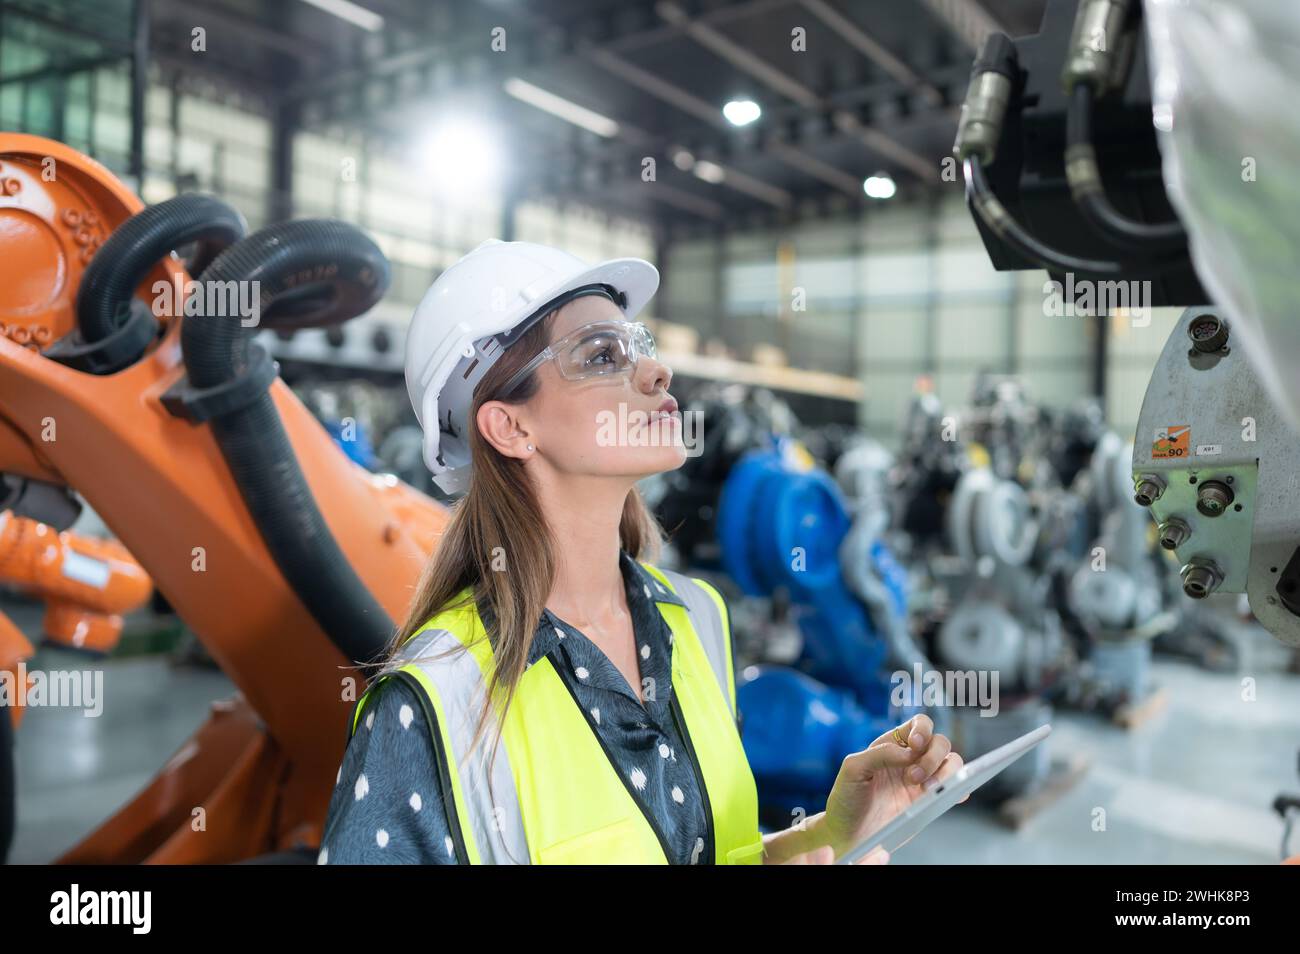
left=0, top=511, right=152, bottom=654
left=0, top=134, right=449, bottom=863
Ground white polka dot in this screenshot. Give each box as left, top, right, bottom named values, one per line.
left=335, top=765, right=341, bottom=786
left=643, top=584, right=651, bottom=598
left=668, top=632, right=674, bottom=646
left=659, top=743, right=671, bottom=758
left=317, top=846, right=329, bottom=864
left=640, top=644, right=650, bottom=659
left=554, top=626, right=565, bottom=640
left=630, top=767, right=647, bottom=790
left=671, top=786, right=685, bottom=804
left=444, top=835, right=454, bottom=857
left=399, top=704, right=414, bottom=730
left=591, top=707, right=601, bottom=725
left=376, top=829, right=389, bottom=848
left=691, top=837, right=704, bottom=864
left=575, top=666, right=589, bottom=680
left=354, top=773, right=369, bottom=801
left=365, top=710, right=375, bottom=731
left=410, top=791, right=422, bottom=812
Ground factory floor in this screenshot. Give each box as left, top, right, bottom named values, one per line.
left=9, top=615, right=1299, bottom=865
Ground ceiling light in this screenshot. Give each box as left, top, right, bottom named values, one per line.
left=503, top=78, right=620, bottom=138
left=419, top=121, right=502, bottom=200
left=863, top=174, right=897, bottom=199
left=693, top=160, right=725, bottom=184
left=298, top=0, right=384, bottom=32
left=722, top=99, right=761, bottom=126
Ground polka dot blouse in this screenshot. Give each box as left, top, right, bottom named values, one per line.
left=318, top=551, right=737, bottom=865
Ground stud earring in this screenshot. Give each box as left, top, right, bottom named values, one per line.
left=526, top=444, right=534, bottom=452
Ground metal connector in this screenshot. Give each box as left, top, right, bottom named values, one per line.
left=1187, top=313, right=1229, bottom=353
left=953, top=33, right=1017, bottom=165
left=1062, top=0, right=1135, bottom=94
left=1195, top=480, right=1234, bottom=518
left=1180, top=558, right=1223, bottom=600
left=1133, top=473, right=1166, bottom=507
left=954, top=71, right=1013, bottom=165
left=1157, top=517, right=1190, bottom=551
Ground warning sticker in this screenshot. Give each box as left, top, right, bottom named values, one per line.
left=1153, top=425, right=1190, bottom=459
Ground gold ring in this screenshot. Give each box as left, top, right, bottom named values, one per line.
left=892, top=726, right=908, bottom=748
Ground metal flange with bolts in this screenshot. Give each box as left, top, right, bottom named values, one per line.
left=1131, top=306, right=1300, bottom=646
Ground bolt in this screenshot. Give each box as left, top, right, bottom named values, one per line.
left=1133, top=473, right=1166, bottom=507
left=1181, top=559, right=1223, bottom=600
left=1188, top=313, right=1229, bottom=353
left=1157, top=518, right=1190, bottom=551
left=1195, top=479, right=1234, bottom=517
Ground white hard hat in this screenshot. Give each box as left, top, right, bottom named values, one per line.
left=404, top=239, right=659, bottom=494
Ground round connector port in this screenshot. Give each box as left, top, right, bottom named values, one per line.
left=1195, top=480, right=1234, bottom=517
left=1133, top=474, right=1166, bottom=507
left=1157, top=518, right=1190, bottom=551
left=1188, top=313, right=1229, bottom=353
left=1181, top=560, right=1223, bottom=600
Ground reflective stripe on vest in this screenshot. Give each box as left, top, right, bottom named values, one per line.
left=350, top=564, right=763, bottom=865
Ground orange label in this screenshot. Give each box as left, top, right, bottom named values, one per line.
left=1152, top=425, right=1190, bottom=459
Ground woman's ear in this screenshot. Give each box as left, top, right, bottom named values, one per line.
left=476, top=400, right=534, bottom=461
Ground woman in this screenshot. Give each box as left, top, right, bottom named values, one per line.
left=319, top=239, right=965, bottom=865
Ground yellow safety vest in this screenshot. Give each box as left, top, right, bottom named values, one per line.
left=350, top=563, right=764, bottom=864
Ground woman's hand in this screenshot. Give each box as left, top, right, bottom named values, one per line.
left=818, top=714, right=965, bottom=861
left=779, top=844, right=889, bottom=865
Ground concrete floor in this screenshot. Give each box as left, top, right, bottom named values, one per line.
left=9, top=645, right=232, bottom=865
left=9, top=614, right=1299, bottom=865
left=901, top=626, right=1300, bottom=864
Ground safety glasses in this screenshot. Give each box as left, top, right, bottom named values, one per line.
left=499, top=319, right=657, bottom=397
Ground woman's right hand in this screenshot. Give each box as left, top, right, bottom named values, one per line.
left=781, top=845, right=890, bottom=865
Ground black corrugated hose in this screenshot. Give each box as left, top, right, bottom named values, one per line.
left=182, top=219, right=395, bottom=666
left=76, top=193, right=247, bottom=344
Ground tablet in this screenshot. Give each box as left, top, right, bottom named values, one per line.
left=834, top=723, right=1052, bottom=865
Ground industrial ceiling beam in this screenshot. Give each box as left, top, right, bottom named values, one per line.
left=152, top=0, right=331, bottom=64
left=653, top=0, right=935, bottom=183
left=605, top=0, right=792, bottom=54
left=656, top=0, right=821, bottom=110
left=799, top=0, right=945, bottom=106
left=918, top=0, right=1010, bottom=50
left=465, top=0, right=796, bottom=212
left=585, top=45, right=853, bottom=198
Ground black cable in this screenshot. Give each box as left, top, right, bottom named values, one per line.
left=181, top=220, right=396, bottom=666
left=1066, top=84, right=1188, bottom=252
left=964, top=155, right=1127, bottom=275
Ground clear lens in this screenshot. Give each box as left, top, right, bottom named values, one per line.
left=556, top=321, right=655, bottom=381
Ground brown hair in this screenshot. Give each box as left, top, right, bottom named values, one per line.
left=375, top=304, right=664, bottom=768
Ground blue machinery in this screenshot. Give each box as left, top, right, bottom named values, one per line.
left=716, top=439, right=921, bottom=816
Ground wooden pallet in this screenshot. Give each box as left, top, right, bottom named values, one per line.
left=1112, top=686, right=1169, bottom=729
left=997, top=752, right=1091, bottom=829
